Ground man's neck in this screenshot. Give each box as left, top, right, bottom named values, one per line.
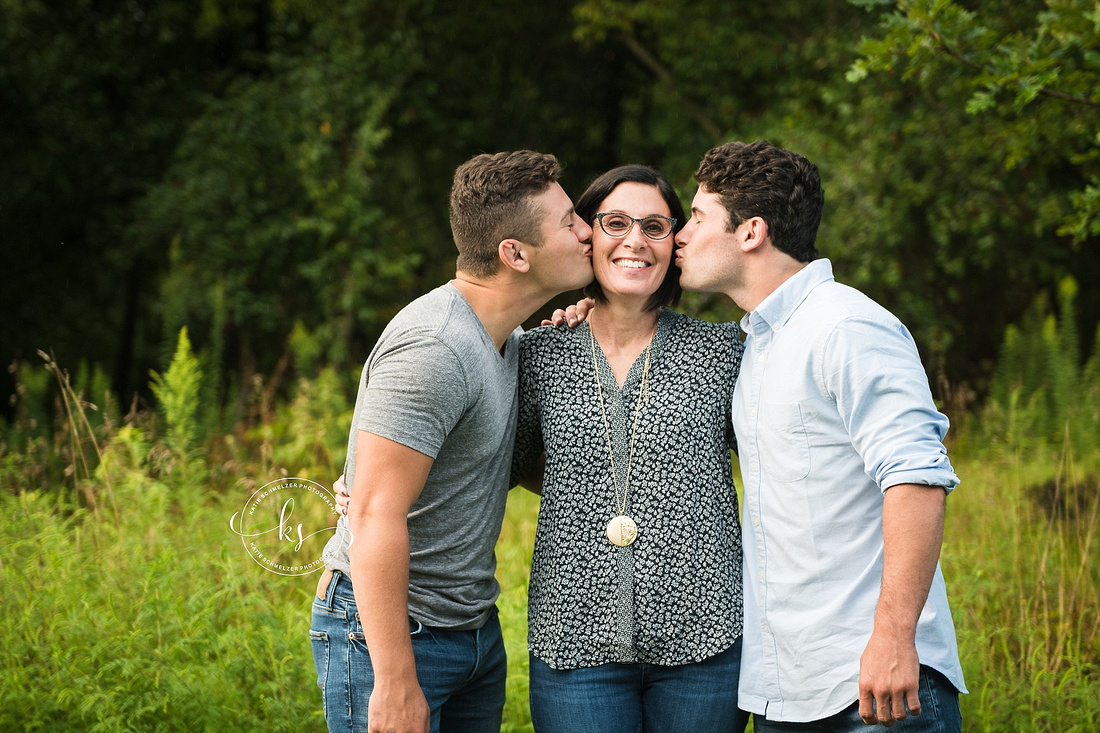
left=729, top=257, right=811, bottom=315
left=451, top=273, right=548, bottom=351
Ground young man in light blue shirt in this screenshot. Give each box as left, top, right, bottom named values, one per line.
left=674, top=140, right=966, bottom=731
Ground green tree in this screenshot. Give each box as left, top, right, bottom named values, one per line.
left=137, top=0, right=420, bottom=412
left=138, top=0, right=650, bottom=406
left=842, top=0, right=1100, bottom=388
left=574, top=0, right=1100, bottom=392
left=7, top=0, right=1100, bottom=411
left=0, top=0, right=293, bottom=402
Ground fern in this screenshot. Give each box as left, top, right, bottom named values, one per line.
left=1080, top=322, right=1100, bottom=447
left=149, top=327, right=203, bottom=460
left=981, top=277, right=1100, bottom=452
left=1048, top=278, right=1080, bottom=435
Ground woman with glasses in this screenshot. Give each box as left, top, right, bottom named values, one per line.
left=512, top=165, right=747, bottom=733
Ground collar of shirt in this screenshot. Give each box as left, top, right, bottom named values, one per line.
left=739, top=258, right=834, bottom=339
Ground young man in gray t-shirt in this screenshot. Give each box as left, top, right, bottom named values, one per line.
left=312, top=150, right=594, bottom=733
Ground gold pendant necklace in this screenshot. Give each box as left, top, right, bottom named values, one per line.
left=590, top=323, right=652, bottom=547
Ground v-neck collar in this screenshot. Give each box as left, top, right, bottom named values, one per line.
left=586, top=308, right=673, bottom=395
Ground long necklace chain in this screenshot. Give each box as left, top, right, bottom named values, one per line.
left=589, top=323, right=652, bottom=520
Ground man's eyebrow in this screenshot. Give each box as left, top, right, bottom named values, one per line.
left=691, top=206, right=704, bottom=216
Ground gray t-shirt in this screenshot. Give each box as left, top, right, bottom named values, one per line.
left=321, top=282, right=521, bottom=630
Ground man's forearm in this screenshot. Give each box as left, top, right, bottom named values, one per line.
left=349, top=513, right=417, bottom=682
left=876, top=483, right=947, bottom=633
left=859, top=483, right=947, bottom=725
left=346, top=431, right=434, bottom=732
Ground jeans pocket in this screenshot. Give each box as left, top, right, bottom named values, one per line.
left=309, top=630, right=329, bottom=687
left=343, top=611, right=369, bottom=652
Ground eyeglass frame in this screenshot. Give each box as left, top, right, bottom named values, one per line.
left=593, top=212, right=678, bottom=241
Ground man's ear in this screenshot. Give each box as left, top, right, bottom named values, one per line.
left=498, top=238, right=531, bottom=274
left=739, top=217, right=768, bottom=253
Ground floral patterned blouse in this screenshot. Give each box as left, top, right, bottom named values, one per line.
left=512, top=309, right=745, bottom=669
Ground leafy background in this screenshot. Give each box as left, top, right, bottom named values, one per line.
left=2, top=0, right=1099, bottom=730
left=4, top=0, right=1099, bottom=408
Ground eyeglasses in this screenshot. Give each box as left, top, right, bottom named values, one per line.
left=594, top=212, right=677, bottom=240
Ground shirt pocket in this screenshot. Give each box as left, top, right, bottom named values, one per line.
left=759, top=401, right=810, bottom=483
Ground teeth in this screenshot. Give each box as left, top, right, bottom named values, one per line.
left=615, top=259, right=649, bottom=269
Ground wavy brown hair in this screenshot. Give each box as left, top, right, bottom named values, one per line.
left=694, top=140, right=823, bottom=263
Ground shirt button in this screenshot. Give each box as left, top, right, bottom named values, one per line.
left=760, top=351, right=768, bottom=361
left=750, top=408, right=757, bottom=418
left=763, top=624, right=770, bottom=634
left=752, top=516, right=760, bottom=527
left=750, top=462, right=759, bottom=472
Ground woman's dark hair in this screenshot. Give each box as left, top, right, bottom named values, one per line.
left=574, top=165, right=684, bottom=311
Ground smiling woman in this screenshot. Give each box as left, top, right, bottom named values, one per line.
left=587, top=182, right=678, bottom=317
left=511, top=165, right=750, bottom=733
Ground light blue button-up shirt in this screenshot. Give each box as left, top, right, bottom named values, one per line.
left=734, top=259, right=966, bottom=722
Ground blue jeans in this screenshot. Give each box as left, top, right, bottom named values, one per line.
left=753, top=665, right=961, bottom=733
left=529, top=638, right=747, bottom=733
left=310, top=571, right=506, bottom=733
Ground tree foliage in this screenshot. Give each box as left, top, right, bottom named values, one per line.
left=843, top=0, right=1100, bottom=384
left=4, top=0, right=1099, bottom=416
left=138, top=0, right=421, bottom=391
left=0, top=0, right=284, bottom=398
left=850, top=0, right=1100, bottom=239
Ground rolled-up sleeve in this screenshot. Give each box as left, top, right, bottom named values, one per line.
left=823, top=315, right=960, bottom=494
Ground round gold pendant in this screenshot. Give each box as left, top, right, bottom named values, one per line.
left=606, top=515, right=638, bottom=547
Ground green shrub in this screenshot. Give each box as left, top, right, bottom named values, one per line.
left=150, top=327, right=203, bottom=461
left=981, top=277, right=1100, bottom=455
left=3, top=341, right=1097, bottom=731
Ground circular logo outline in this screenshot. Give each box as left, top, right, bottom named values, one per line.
left=229, top=477, right=340, bottom=576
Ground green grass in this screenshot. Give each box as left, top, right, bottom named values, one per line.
left=499, top=489, right=539, bottom=732
left=3, top=447, right=1095, bottom=731
left=941, top=447, right=1099, bottom=731
left=1, top=363, right=1097, bottom=730
left=0, top=437, right=326, bottom=732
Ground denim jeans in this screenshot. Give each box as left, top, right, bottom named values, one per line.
left=753, top=665, right=961, bottom=733
left=310, top=571, right=506, bottom=733
left=529, top=638, right=747, bottom=733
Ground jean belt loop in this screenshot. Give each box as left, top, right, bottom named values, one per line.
left=325, top=569, right=341, bottom=611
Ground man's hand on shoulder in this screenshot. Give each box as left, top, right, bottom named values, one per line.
left=541, top=297, right=595, bottom=327
left=368, top=674, right=430, bottom=733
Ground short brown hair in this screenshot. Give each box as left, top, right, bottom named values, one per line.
left=694, top=140, right=823, bottom=263
left=450, top=150, right=562, bottom=278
